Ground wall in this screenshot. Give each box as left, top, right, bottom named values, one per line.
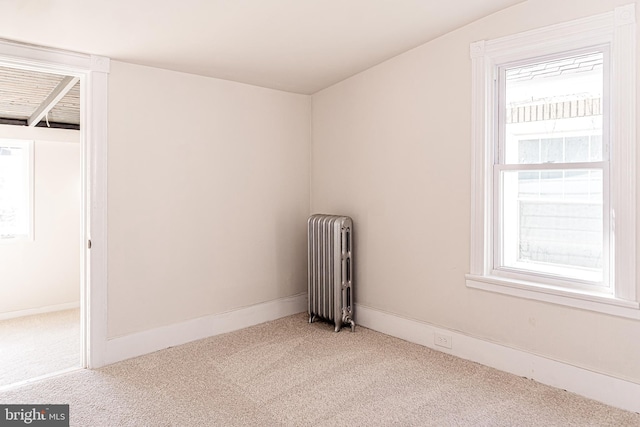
left=107, top=61, right=310, bottom=338
left=0, top=125, right=80, bottom=316
left=311, top=0, right=640, bottom=384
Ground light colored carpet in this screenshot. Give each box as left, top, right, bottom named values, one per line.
left=0, top=312, right=638, bottom=426
left=0, top=308, right=81, bottom=387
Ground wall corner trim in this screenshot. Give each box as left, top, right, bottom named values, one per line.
left=355, top=304, right=640, bottom=413
left=469, top=40, right=486, bottom=58
left=90, top=55, right=110, bottom=73
left=102, top=293, right=307, bottom=367
left=615, top=3, right=635, bottom=26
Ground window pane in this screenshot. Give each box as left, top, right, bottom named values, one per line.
left=501, top=169, right=603, bottom=283
left=504, top=51, right=604, bottom=164
left=540, top=170, right=563, bottom=199
left=0, top=145, right=29, bottom=238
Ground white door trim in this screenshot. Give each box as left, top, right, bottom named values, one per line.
left=0, top=39, right=110, bottom=368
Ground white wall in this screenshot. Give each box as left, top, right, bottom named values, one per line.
left=107, top=61, right=310, bottom=338
left=311, top=0, right=640, bottom=384
left=0, top=125, right=80, bottom=316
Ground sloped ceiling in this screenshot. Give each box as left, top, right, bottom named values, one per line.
left=0, top=0, right=524, bottom=95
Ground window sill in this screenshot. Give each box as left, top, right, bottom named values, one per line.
left=465, top=274, right=640, bottom=319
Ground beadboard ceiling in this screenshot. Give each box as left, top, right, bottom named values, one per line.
left=0, top=67, right=80, bottom=128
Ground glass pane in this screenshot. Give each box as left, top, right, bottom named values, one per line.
left=501, top=169, right=603, bottom=283
left=540, top=171, right=563, bottom=199
left=0, top=146, right=28, bottom=238
left=503, top=51, right=604, bottom=164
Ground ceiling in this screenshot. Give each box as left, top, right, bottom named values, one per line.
left=0, top=0, right=524, bottom=95
left=0, top=67, right=80, bottom=129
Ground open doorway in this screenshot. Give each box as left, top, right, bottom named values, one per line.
left=0, top=39, right=109, bottom=381
left=0, top=67, right=83, bottom=387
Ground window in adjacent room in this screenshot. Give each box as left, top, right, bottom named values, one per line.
left=0, top=139, right=33, bottom=240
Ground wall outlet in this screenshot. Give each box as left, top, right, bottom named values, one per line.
left=434, top=333, right=452, bottom=349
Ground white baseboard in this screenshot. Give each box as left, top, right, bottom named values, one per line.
left=355, top=303, right=640, bottom=414
left=104, top=293, right=307, bottom=366
left=0, top=301, right=80, bottom=321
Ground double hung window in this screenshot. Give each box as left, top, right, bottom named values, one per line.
left=496, top=48, right=608, bottom=289
left=467, top=5, right=638, bottom=317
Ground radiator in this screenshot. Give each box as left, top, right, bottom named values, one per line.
left=307, top=214, right=355, bottom=332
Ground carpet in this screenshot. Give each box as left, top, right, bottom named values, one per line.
left=0, top=312, right=637, bottom=426
left=0, top=308, right=81, bottom=387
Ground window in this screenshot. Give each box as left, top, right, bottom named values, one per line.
left=467, top=5, right=638, bottom=318
left=0, top=139, right=33, bottom=240
left=498, top=49, right=608, bottom=288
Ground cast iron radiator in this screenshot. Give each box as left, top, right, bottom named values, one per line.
left=307, top=214, right=355, bottom=332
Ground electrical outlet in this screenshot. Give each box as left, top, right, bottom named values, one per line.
left=434, top=333, right=452, bottom=349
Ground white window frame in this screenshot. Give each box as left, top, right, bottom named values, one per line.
left=0, top=139, right=34, bottom=242
left=466, top=4, right=638, bottom=319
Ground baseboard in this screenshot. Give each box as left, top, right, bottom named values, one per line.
left=0, top=301, right=80, bottom=321
left=104, top=293, right=307, bottom=366
left=355, top=303, right=640, bottom=414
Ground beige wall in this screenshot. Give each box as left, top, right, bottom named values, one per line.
left=0, top=125, right=80, bottom=315
left=311, top=0, right=640, bottom=382
left=107, top=61, right=310, bottom=338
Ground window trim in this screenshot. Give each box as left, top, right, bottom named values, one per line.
left=0, top=138, right=34, bottom=242
left=466, top=4, right=637, bottom=318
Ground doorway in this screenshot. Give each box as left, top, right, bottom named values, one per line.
left=0, top=67, right=83, bottom=387
left=0, top=40, right=110, bottom=381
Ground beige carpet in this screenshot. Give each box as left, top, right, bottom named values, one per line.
left=0, top=309, right=81, bottom=387
left=0, top=312, right=638, bottom=426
